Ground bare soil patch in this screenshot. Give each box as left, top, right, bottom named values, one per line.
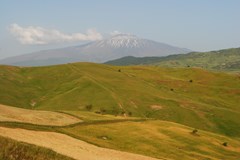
left=150, top=105, right=163, bottom=110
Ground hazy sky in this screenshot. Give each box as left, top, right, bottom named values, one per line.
left=1, top=0, right=240, bottom=59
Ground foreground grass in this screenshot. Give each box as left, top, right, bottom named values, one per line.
left=59, top=120, right=240, bottom=160
left=0, top=110, right=239, bottom=160
left=0, top=136, right=73, bottom=160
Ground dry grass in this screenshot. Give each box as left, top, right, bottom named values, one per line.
left=0, top=127, right=161, bottom=160
left=0, top=104, right=81, bottom=126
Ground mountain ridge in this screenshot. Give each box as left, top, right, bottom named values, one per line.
left=0, top=34, right=191, bottom=66
left=105, top=47, right=240, bottom=71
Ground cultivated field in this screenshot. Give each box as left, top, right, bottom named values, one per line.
left=59, top=120, right=240, bottom=160
left=0, top=104, right=81, bottom=126
left=0, top=127, right=160, bottom=160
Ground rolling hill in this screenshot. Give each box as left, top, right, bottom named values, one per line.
left=0, top=34, right=190, bottom=66
left=105, top=48, right=240, bottom=71
left=0, top=63, right=239, bottom=138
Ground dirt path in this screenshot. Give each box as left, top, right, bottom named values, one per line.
left=0, top=104, right=81, bottom=126
left=0, top=127, right=161, bottom=160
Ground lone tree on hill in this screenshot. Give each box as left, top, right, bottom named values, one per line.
left=222, top=142, right=228, bottom=147
left=85, top=104, right=93, bottom=111
left=192, top=129, right=198, bottom=135
left=100, top=108, right=106, bottom=114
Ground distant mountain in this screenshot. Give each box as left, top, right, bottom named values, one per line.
left=0, top=34, right=191, bottom=66
left=105, top=48, right=240, bottom=71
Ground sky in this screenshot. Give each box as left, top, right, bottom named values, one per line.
left=0, top=0, right=240, bottom=59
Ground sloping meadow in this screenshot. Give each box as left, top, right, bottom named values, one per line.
left=0, top=63, right=239, bottom=137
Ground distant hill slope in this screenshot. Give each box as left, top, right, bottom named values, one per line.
left=0, top=63, right=240, bottom=137
left=105, top=48, right=240, bottom=71
left=0, top=34, right=190, bottom=66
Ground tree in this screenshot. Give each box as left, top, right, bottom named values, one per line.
left=192, top=129, right=198, bottom=135
left=100, top=108, right=106, bottom=114
left=222, top=142, right=228, bottom=147
left=128, top=112, right=132, bottom=116
left=85, top=104, right=93, bottom=111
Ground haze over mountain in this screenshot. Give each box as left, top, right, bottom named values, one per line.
left=0, top=34, right=191, bottom=66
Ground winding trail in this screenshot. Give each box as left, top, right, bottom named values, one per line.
left=0, top=127, right=161, bottom=160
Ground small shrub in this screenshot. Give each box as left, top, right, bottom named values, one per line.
left=189, top=79, right=193, bottom=83
left=95, top=111, right=101, bottom=114
left=170, top=88, right=174, bottom=91
left=118, top=69, right=121, bottom=72
left=128, top=112, right=132, bottom=116
left=222, top=142, right=228, bottom=147
left=85, top=104, right=93, bottom=111
left=100, top=108, right=106, bottom=114
left=192, top=129, right=198, bottom=134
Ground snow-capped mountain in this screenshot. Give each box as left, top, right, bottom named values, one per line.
left=94, top=34, right=149, bottom=48
left=0, top=34, right=191, bottom=66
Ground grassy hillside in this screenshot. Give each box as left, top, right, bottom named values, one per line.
left=0, top=63, right=240, bottom=137
left=105, top=48, right=240, bottom=71
left=0, top=136, right=73, bottom=160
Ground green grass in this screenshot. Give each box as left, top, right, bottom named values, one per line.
left=59, top=120, right=240, bottom=160
left=155, top=48, right=240, bottom=71
left=0, top=63, right=240, bottom=137
left=0, top=136, right=73, bottom=160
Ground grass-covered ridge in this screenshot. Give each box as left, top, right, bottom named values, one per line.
left=0, top=63, right=240, bottom=137
left=105, top=47, right=240, bottom=71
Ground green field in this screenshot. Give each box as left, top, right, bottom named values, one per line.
left=0, top=62, right=240, bottom=159
left=0, top=63, right=239, bottom=137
